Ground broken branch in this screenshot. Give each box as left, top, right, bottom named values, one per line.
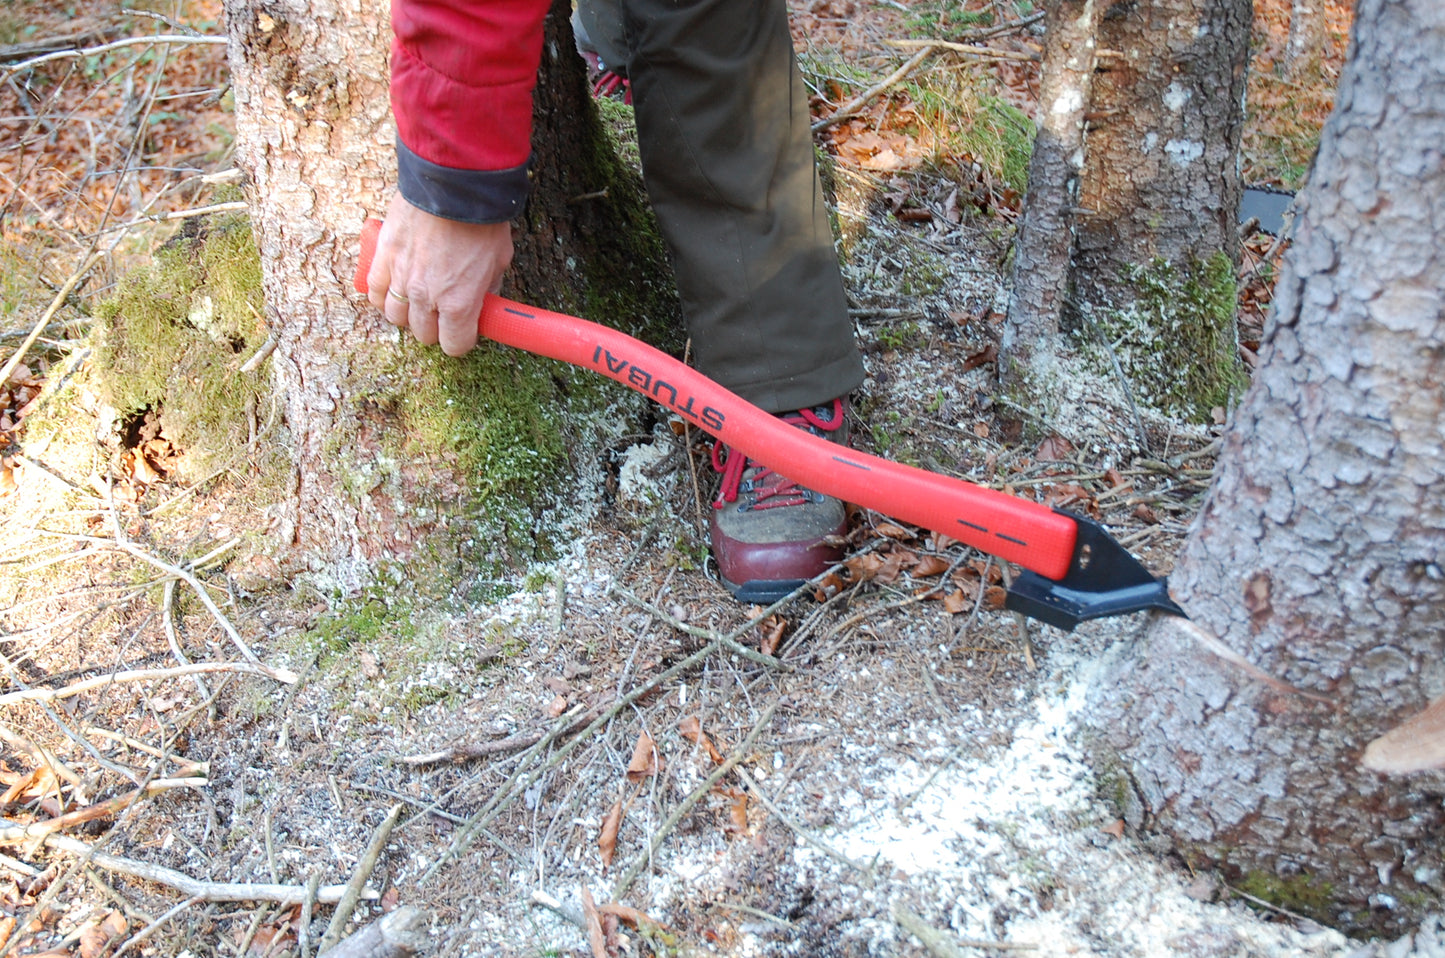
left=39, top=835, right=377, bottom=904
left=0, top=662, right=299, bottom=708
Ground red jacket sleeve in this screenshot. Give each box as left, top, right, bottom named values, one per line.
left=391, top=0, right=550, bottom=222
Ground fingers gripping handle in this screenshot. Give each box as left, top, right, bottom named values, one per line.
left=355, top=218, right=1079, bottom=581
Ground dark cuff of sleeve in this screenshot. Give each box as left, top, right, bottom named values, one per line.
left=396, top=139, right=532, bottom=224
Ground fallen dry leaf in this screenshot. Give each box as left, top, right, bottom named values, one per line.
left=580, top=886, right=608, bottom=958
left=1102, top=819, right=1127, bottom=839
left=912, top=555, right=950, bottom=578
left=625, top=730, right=661, bottom=783
left=79, top=910, right=127, bottom=958
left=678, top=716, right=724, bottom=765
left=546, top=694, right=570, bottom=717
left=598, top=902, right=671, bottom=931
left=758, top=615, right=786, bottom=656
left=598, top=799, right=623, bottom=869
left=358, top=650, right=382, bottom=679
left=961, top=343, right=998, bottom=372
left=380, top=887, right=401, bottom=912
left=845, top=552, right=886, bottom=582
left=718, top=785, right=749, bottom=838
left=1035, top=434, right=1076, bottom=460
left=973, top=421, right=990, bottom=439
left=813, top=571, right=845, bottom=601
left=873, top=521, right=913, bottom=539
left=875, top=550, right=910, bottom=585
left=1133, top=503, right=1161, bottom=524
left=943, top=590, right=969, bottom=614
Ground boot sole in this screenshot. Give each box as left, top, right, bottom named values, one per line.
left=722, top=576, right=809, bottom=604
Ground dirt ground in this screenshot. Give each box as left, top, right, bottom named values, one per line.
left=4, top=1, right=1439, bottom=957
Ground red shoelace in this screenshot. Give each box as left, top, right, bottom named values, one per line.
left=711, top=399, right=845, bottom=511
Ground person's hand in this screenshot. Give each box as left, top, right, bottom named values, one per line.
left=365, top=193, right=514, bottom=357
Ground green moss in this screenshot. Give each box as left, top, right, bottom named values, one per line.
left=1077, top=251, right=1247, bottom=423
left=93, top=214, right=269, bottom=479
left=876, top=320, right=923, bottom=352
left=1235, top=871, right=1336, bottom=921
left=284, top=579, right=510, bottom=721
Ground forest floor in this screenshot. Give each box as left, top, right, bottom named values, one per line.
left=3, top=1, right=1437, bottom=958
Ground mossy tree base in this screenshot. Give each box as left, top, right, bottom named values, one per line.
left=225, top=0, right=678, bottom=595
left=1073, top=252, right=1247, bottom=423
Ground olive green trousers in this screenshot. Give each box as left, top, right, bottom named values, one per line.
left=574, top=0, right=864, bottom=413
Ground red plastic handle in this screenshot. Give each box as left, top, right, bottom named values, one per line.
left=356, top=219, right=1077, bottom=580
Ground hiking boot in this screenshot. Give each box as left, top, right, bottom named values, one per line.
left=709, top=398, right=849, bottom=603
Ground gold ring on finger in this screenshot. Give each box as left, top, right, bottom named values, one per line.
left=387, top=288, right=410, bottom=303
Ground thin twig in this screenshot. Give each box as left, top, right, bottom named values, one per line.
left=1074, top=306, right=1152, bottom=454
left=813, top=45, right=935, bottom=133
left=163, top=580, right=210, bottom=703
left=0, top=779, right=205, bottom=845
left=3, top=33, right=226, bottom=75
left=97, top=507, right=260, bottom=663
left=614, top=587, right=790, bottom=671
left=319, top=803, right=403, bottom=954
left=737, top=767, right=875, bottom=885
left=887, top=38, right=1041, bottom=62
left=112, top=894, right=203, bottom=958
left=0, top=250, right=104, bottom=387
left=893, top=905, right=1037, bottom=954
left=0, top=662, right=298, bottom=708
left=298, top=871, right=322, bottom=958
left=39, top=835, right=375, bottom=903
left=613, top=704, right=776, bottom=900
left=93, top=201, right=249, bottom=238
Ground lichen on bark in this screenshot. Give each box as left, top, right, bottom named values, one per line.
left=1075, top=251, right=1247, bottom=422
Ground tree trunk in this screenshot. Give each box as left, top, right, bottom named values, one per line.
left=1070, top=0, right=1251, bottom=421
left=1000, top=0, right=1250, bottom=425
left=1086, top=0, right=1445, bottom=936
left=1000, top=0, right=1100, bottom=401
left=225, top=0, right=674, bottom=590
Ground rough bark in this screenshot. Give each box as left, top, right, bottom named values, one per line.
left=224, top=0, right=673, bottom=588
left=1073, top=0, right=1250, bottom=305
left=1000, top=0, right=1250, bottom=424
left=1087, top=0, right=1445, bottom=936
left=1000, top=0, right=1100, bottom=399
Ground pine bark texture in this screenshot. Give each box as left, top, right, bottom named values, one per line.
left=1072, top=0, right=1250, bottom=306
left=1001, top=0, right=1099, bottom=393
left=225, top=0, right=669, bottom=586
left=224, top=0, right=393, bottom=586
left=1087, top=0, right=1445, bottom=936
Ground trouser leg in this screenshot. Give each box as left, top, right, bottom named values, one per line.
left=577, top=0, right=864, bottom=413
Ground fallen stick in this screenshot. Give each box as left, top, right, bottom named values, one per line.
left=319, top=906, right=428, bottom=958
left=319, top=804, right=404, bottom=954
left=427, top=592, right=809, bottom=879
left=737, top=767, right=875, bottom=886
left=0, top=779, right=205, bottom=844
left=39, top=835, right=377, bottom=904
left=887, top=38, right=1041, bottom=62
left=613, top=588, right=789, bottom=671
left=0, top=662, right=299, bottom=708
left=812, top=45, right=935, bottom=134
left=0, top=250, right=103, bottom=387
left=2, top=33, right=227, bottom=75
left=612, top=704, right=776, bottom=900
left=893, top=905, right=1037, bottom=955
